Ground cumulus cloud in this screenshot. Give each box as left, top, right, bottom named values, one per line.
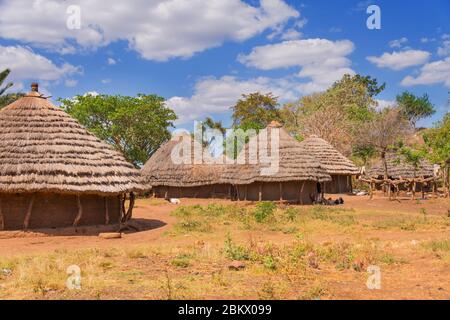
left=437, top=34, right=450, bottom=57
left=0, top=0, right=299, bottom=61
left=107, top=58, right=117, bottom=65
left=388, top=37, right=408, bottom=48
left=238, top=39, right=355, bottom=93
left=367, top=50, right=430, bottom=70
left=166, top=76, right=299, bottom=124
left=401, top=57, right=450, bottom=87
left=0, top=45, right=81, bottom=86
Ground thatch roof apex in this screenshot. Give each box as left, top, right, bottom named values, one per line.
left=0, top=84, right=143, bottom=195
left=298, top=136, right=359, bottom=176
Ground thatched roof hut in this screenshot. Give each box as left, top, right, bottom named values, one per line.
left=366, top=153, right=434, bottom=179
left=0, top=84, right=142, bottom=230
left=221, top=121, right=331, bottom=203
left=298, top=135, right=359, bottom=193
left=141, top=133, right=228, bottom=198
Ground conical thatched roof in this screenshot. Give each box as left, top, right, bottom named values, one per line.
left=366, top=153, right=434, bottom=179
left=0, top=84, right=142, bottom=195
left=220, top=121, right=331, bottom=184
left=298, top=135, right=360, bottom=176
left=141, top=133, right=224, bottom=187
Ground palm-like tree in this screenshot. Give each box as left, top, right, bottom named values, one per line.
left=0, top=69, right=13, bottom=96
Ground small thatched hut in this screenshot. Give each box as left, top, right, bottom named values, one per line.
left=366, top=153, right=434, bottom=180
left=141, top=133, right=229, bottom=198
left=220, top=121, right=331, bottom=203
left=0, top=84, right=142, bottom=230
left=298, top=135, right=359, bottom=194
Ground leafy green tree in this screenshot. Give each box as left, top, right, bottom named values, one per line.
left=232, top=92, right=281, bottom=129
left=396, top=146, right=427, bottom=178
left=423, top=112, right=450, bottom=165
left=396, top=91, right=435, bottom=129
left=0, top=92, right=25, bottom=109
left=281, top=74, right=384, bottom=155
left=59, top=93, right=177, bottom=167
left=0, top=69, right=13, bottom=96
left=0, top=68, right=24, bottom=109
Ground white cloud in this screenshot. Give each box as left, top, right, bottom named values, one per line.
left=166, top=76, right=298, bottom=124
left=238, top=39, right=355, bottom=93
left=375, top=99, right=396, bottom=110
left=101, top=78, right=112, bottom=84
left=65, top=79, right=78, bottom=87
left=0, top=45, right=81, bottom=84
left=401, top=57, right=450, bottom=87
left=367, top=50, right=430, bottom=70
left=437, top=34, right=450, bottom=57
left=0, top=0, right=299, bottom=61
left=107, top=58, right=117, bottom=65
left=280, top=28, right=302, bottom=40
left=389, top=37, right=408, bottom=48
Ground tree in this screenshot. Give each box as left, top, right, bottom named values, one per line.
left=0, top=69, right=13, bottom=96
left=356, top=107, right=411, bottom=179
left=231, top=92, right=281, bottom=129
left=280, top=74, right=384, bottom=155
left=396, top=91, right=436, bottom=129
left=59, top=93, right=177, bottom=167
left=423, top=112, right=450, bottom=165
left=0, top=68, right=24, bottom=109
left=396, top=146, right=427, bottom=178
left=0, top=92, right=25, bottom=109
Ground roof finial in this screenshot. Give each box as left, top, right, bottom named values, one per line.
left=268, top=120, right=282, bottom=128
left=31, top=83, right=39, bottom=92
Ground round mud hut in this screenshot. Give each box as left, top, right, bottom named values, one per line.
left=220, top=121, right=331, bottom=203
left=0, top=84, right=142, bottom=230
left=142, top=133, right=229, bottom=198
left=298, top=135, right=360, bottom=194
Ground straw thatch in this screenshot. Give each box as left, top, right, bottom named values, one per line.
left=366, top=153, right=434, bottom=179
left=220, top=122, right=331, bottom=184
left=298, top=135, right=359, bottom=176
left=141, top=133, right=224, bottom=188
left=0, top=86, right=142, bottom=196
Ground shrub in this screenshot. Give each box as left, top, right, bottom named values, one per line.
left=253, top=202, right=277, bottom=223
left=224, top=234, right=250, bottom=261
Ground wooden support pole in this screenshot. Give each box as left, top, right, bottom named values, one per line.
left=279, top=182, right=283, bottom=202
left=259, top=183, right=262, bottom=201
left=123, top=192, right=135, bottom=223
left=299, top=181, right=305, bottom=205
left=244, top=185, right=248, bottom=201
left=118, top=195, right=124, bottom=224
left=165, top=188, right=168, bottom=200
left=73, top=195, right=83, bottom=227
left=104, top=197, right=110, bottom=225
left=0, top=196, right=4, bottom=231
left=369, top=181, right=374, bottom=200
left=23, top=194, right=35, bottom=230
left=236, top=185, right=241, bottom=201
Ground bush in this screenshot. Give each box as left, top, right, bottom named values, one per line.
left=253, top=202, right=277, bottom=223
left=224, top=234, right=250, bottom=261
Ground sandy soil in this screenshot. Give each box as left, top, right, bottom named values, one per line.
left=0, top=193, right=449, bottom=300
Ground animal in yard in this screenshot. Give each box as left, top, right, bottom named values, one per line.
left=166, top=198, right=181, bottom=205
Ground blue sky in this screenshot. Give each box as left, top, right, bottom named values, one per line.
left=0, top=0, right=448, bottom=131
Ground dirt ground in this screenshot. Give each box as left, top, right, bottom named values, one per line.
left=0, top=193, right=449, bottom=300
